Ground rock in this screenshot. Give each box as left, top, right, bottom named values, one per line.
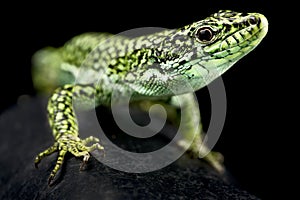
left=0, top=97, right=259, bottom=200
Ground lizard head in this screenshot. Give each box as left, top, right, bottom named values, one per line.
left=169, top=10, right=268, bottom=91
left=115, top=10, right=268, bottom=97
left=192, top=10, right=268, bottom=57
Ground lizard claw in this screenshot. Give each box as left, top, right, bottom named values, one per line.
left=80, top=153, right=90, bottom=171
left=35, top=134, right=103, bottom=185
left=34, top=162, right=39, bottom=169
left=80, top=160, right=88, bottom=171
left=48, top=174, right=55, bottom=186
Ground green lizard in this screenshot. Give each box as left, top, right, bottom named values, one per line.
left=33, top=10, right=268, bottom=185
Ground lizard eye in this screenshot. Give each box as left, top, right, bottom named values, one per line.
left=196, top=27, right=214, bottom=43
left=248, top=15, right=258, bottom=25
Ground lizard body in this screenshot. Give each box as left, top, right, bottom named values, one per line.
left=33, top=10, right=268, bottom=185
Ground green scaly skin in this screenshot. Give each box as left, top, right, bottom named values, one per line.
left=33, top=10, right=268, bottom=185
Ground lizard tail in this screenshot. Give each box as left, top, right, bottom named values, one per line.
left=32, top=47, right=75, bottom=93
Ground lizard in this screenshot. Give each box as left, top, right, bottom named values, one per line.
left=32, top=10, right=268, bottom=185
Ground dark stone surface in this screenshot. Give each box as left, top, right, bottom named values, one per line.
left=0, top=97, right=259, bottom=200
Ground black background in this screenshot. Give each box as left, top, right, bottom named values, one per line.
left=1, top=1, right=286, bottom=199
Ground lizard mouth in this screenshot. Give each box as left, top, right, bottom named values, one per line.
left=189, top=14, right=268, bottom=84
left=205, top=13, right=268, bottom=59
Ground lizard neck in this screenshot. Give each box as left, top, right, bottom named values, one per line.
left=113, top=29, right=217, bottom=96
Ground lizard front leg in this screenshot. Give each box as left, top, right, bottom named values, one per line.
left=171, top=93, right=224, bottom=173
left=34, top=84, right=104, bottom=185
left=137, top=93, right=224, bottom=173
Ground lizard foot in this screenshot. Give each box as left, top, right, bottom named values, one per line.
left=179, top=138, right=225, bottom=174
left=34, top=135, right=104, bottom=186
